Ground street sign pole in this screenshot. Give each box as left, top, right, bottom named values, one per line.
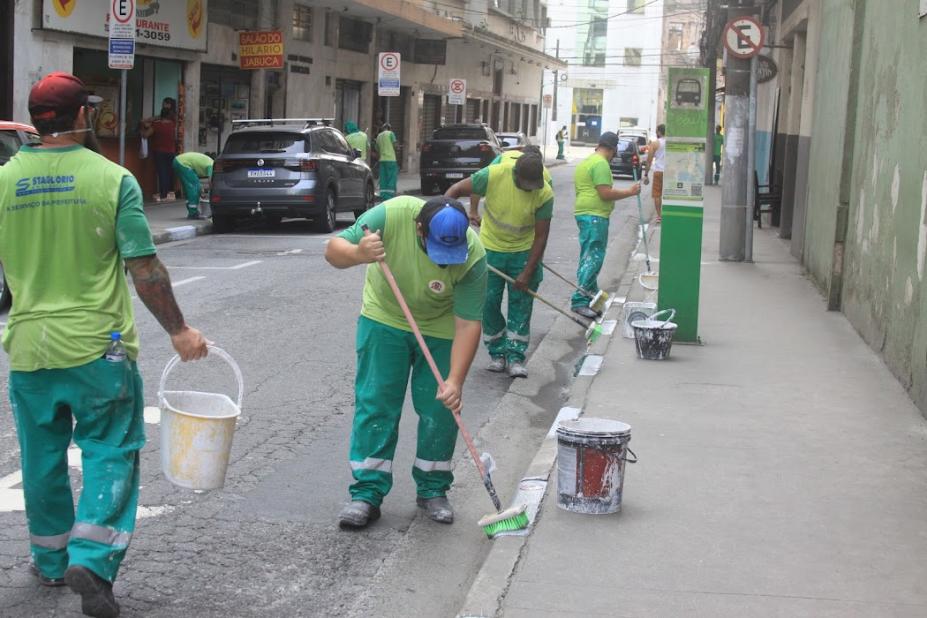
left=108, top=0, right=136, bottom=166
left=119, top=70, right=126, bottom=165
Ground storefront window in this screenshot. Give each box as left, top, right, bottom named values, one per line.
left=73, top=48, right=144, bottom=138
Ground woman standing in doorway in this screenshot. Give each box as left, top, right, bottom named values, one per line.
left=141, top=97, right=178, bottom=202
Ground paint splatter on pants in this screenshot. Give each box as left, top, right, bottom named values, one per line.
left=379, top=160, right=399, bottom=200
left=172, top=159, right=202, bottom=216
left=349, top=316, right=457, bottom=507
left=9, top=358, right=145, bottom=583
left=483, top=249, right=541, bottom=364
left=571, top=215, right=610, bottom=309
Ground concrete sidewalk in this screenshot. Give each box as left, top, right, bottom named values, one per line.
left=144, top=198, right=212, bottom=245
left=460, top=186, right=927, bottom=617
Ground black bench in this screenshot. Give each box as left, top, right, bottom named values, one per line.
left=754, top=171, right=782, bottom=229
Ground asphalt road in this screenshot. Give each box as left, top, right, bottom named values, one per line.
left=0, top=161, right=642, bottom=617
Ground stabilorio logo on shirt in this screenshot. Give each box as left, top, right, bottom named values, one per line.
left=428, top=280, right=446, bottom=294
left=52, top=0, right=76, bottom=18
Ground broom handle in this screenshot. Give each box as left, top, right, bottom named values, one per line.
left=541, top=262, right=593, bottom=298
left=370, top=244, right=489, bottom=482
left=632, top=168, right=653, bottom=273
left=488, top=264, right=590, bottom=329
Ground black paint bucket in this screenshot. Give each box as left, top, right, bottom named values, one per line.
left=631, top=309, right=677, bottom=360
left=556, top=418, right=637, bottom=515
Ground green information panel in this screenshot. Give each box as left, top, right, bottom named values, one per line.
left=659, top=67, right=709, bottom=343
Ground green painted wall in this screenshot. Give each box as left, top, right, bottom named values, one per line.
left=804, top=0, right=927, bottom=412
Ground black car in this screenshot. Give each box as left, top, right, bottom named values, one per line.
left=210, top=119, right=376, bottom=233
left=420, top=124, right=504, bottom=195
left=609, top=138, right=642, bottom=179
left=496, top=131, right=529, bottom=152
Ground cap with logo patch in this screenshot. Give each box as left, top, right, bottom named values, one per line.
left=419, top=197, right=469, bottom=265
left=28, top=72, right=103, bottom=121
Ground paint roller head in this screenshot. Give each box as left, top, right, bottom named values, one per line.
left=585, top=321, right=603, bottom=344
left=478, top=504, right=529, bottom=537
left=589, top=290, right=609, bottom=314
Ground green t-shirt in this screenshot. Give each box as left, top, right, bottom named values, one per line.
left=713, top=133, right=724, bottom=157
left=346, top=131, right=368, bottom=160
left=376, top=131, right=397, bottom=162
left=470, top=165, right=553, bottom=252
left=574, top=152, right=616, bottom=218
left=338, top=196, right=487, bottom=338
left=0, top=144, right=155, bottom=371
left=175, top=151, right=213, bottom=177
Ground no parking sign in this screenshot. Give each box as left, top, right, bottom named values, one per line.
left=448, top=79, right=466, bottom=105
left=378, top=52, right=401, bottom=96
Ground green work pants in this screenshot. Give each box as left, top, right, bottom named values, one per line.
left=379, top=161, right=399, bottom=200
left=172, top=159, right=202, bottom=214
left=483, top=249, right=541, bottom=364
left=349, top=316, right=458, bottom=507
left=9, top=357, right=145, bottom=583
left=557, top=141, right=565, bottom=159
left=572, top=215, right=610, bottom=309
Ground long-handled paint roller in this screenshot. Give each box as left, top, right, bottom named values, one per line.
left=363, top=227, right=529, bottom=537
left=632, top=168, right=653, bottom=273
left=541, top=262, right=609, bottom=314
left=487, top=265, right=603, bottom=344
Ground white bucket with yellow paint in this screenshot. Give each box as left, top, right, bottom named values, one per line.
left=159, top=346, right=243, bottom=491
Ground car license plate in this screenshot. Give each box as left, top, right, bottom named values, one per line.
left=445, top=173, right=464, bottom=179
left=248, top=169, right=275, bottom=178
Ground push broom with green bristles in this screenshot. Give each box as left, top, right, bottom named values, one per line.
left=368, top=232, right=529, bottom=537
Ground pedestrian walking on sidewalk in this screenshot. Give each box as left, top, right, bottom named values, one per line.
left=344, top=121, right=370, bottom=165
left=643, top=124, right=666, bottom=222
left=172, top=151, right=213, bottom=219
left=325, top=196, right=487, bottom=529
left=446, top=150, right=553, bottom=378
left=140, top=97, right=178, bottom=202
left=0, top=72, right=209, bottom=618
left=571, top=131, right=640, bottom=320
left=712, top=124, right=723, bottom=184
left=556, top=126, right=567, bottom=160
left=376, top=123, right=399, bottom=200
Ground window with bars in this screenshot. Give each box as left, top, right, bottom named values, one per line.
left=624, top=48, right=642, bottom=66
left=210, top=0, right=258, bottom=31
left=338, top=16, right=372, bottom=53
left=292, top=4, right=313, bottom=42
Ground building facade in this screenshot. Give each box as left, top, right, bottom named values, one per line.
left=6, top=0, right=563, bottom=195
left=655, top=0, right=705, bottom=125
left=543, top=0, right=664, bottom=145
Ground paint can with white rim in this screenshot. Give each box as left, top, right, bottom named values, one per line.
left=556, top=418, right=637, bottom=515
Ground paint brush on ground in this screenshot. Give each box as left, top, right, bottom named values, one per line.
left=487, top=265, right=603, bottom=344
left=541, top=262, right=610, bottom=314
left=632, top=168, right=653, bottom=273
left=364, top=227, right=529, bottom=536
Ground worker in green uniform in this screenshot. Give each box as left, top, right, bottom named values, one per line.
left=572, top=132, right=640, bottom=319
left=172, top=151, right=213, bottom=219
left=344, top=121, right=369, bottom=165
left=0, top=72, right=208, bottom=617
left=376, top=122, right=399, bottom=200
left=325, top=196, right=487, bottom=529
left=556, top=126, right=567, bottom=160
left=446, top=151, right=553, bottom=378
left=712, top=124, right=723, bottom=184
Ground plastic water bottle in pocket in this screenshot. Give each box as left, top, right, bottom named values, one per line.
left=104, top=332, right=128, bottom=363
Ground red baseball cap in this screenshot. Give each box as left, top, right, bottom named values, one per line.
left=28, top=72, right=103, bottom=121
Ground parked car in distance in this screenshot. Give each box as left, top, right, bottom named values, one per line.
left=619, top=127, right=650, bottom=167
left=496, top=131, right=529, bottom=152
left=420, top=124, right=503, bottom=196
left=675, top=78, right=702, bottom=106
left=0, top=121, right=40, bottom=310
left=609, top=138, right=642, bottom=179
left=210, top=118, right=375, bottom=233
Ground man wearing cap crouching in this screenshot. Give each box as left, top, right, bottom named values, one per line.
left=325, top=196, right=487, bottom=529
left=0, top=72, right=208, bottom=618
left=446, top=151, right=554, bottom=379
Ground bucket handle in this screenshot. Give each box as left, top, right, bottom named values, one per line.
left=622, top=447, right=638, bottom=464
left=649, top=309, right=676, bottom=328
left=158, top=345, right=244, bottom=409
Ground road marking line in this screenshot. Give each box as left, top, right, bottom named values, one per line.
left=0, top=489, right=25, bottom=512
left=230, top=260, right=262, bottom=269
left=169, top=260, right=262, bottom=271
left=276, top=249, right=303, bottom=256
left=172, top=276, right=206, bottom=287
left=0, top=469, right=23, bottom=490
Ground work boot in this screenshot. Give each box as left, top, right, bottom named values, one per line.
left=416, top=496, right=454, bottom=524
left=486, top=356, right=506, bottom=373
left=507, top=361, right=528, bottom=379
left=64, top=565, right=120, bottom=618
left=338, top=500, right=381, bottom=530
left=30, top=563, right=66, bottom=588
left=572, top=306, right=600, bottom=320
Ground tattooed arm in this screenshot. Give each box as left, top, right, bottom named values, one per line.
left=125, top=255, right=209, bottom=361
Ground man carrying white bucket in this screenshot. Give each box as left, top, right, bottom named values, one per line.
left=325, top=196, right=487, bottom=529
left=0, top=72, right=209, bottom=618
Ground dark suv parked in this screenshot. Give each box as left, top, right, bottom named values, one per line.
left=420, top=124, right=503, bottom=196
left=210, top=119, right=375, bottom=233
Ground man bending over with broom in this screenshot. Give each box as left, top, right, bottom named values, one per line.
left=325, top=196, right=487, bottom=529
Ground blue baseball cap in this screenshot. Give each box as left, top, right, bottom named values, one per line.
left=420, top=197, right=469, bottom=265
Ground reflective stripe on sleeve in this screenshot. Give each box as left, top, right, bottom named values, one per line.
left=71, top=523, right=132, bottom=547
left=413, top=458, right=453, bottom=472
left=349, top=457, right=393, bottom=473
left=30, top=532, right=70, bottom=550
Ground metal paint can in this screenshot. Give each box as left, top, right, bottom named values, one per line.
left=556, top=418, right=636, bottom=515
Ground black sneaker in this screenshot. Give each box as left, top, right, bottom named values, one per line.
left=30, top=563, right=66, bottom=587
left=338, top=501, right=381, bottom=530
left=64, top=565, right=120, bottom=618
